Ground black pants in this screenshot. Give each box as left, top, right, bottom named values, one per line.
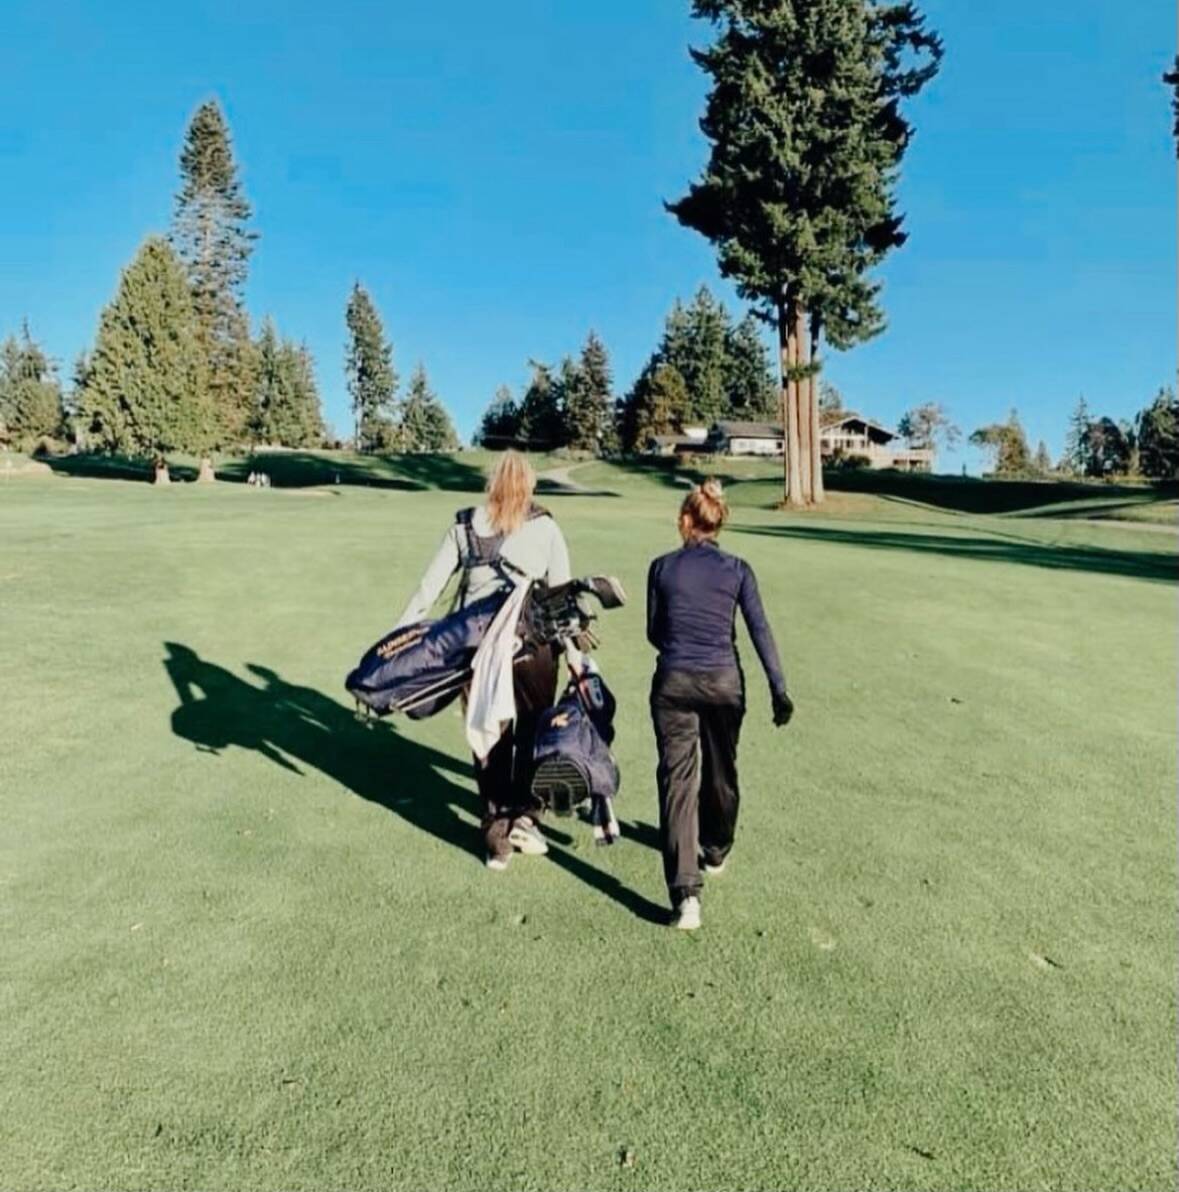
left=476, top=644, right=558, bottom=858
left=651, top=668, right=745, bottom=903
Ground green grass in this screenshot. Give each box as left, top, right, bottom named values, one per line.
left=1, top=463, right=1176, bottom=1191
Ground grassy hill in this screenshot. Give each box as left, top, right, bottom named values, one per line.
left=1, top=460, right=1175, bottom=1190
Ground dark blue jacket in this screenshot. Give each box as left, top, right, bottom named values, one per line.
left=646, top=541, right=786, bottom=696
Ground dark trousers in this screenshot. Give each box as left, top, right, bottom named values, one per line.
left=650, top=668, right=745, bottom=903
left=476, top=644, right=558, bottom=858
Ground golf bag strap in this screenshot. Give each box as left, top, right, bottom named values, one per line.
left=452, top=505, right=550, bottom=610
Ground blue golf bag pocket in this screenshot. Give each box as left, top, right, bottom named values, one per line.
left=531, top=681, right=619, bottom=818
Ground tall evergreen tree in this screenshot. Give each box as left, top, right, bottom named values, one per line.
left=563, top=331, right=616, bottom=453
left=400, top=364, right=459, bottom=452
left=1033, top=440, right=1053, bottom=475
left=1063, top=396, right=1091, bottom=475
left=251, top=319, right=325, bottom=447
left=1082, top=417, right=1134, bottom=478
left=345, top=283, right=399, bottom=452
left=676, top=287, right=731, bottom=425
left=171, top=100, right=256, bottom=446
left=79, top=237, right=210, bottom=465
left=628, top=363, right=690, bottom=449
left=620, top=287, right=776, bottom=446
left=669, top=0, right=942, bottom=506
left=724, top=313, right=778, bottom=418
left=479, top=385, right=521, bottom=445
left=0, top=323, right=64, bottom=449
left=1136, top=387, right=1179, bottom=480
left=517, top=361, right=564, bottom=448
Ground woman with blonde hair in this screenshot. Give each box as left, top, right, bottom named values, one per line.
left=646, top=478, right=793, bottom=930
left=394, top=450, right=574, bottom=869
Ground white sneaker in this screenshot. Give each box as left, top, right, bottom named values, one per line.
left=486, top=853, right=511, bottom=871
left=507, top=817, right=549, bottom=856
left=672, top=896, right=702, bottom=931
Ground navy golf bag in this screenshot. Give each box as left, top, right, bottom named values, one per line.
left=345, top=591, right=507, bottom=719
left=345, top=576, right=626, bottom=721
left=531, top=670, right=620, bottom=843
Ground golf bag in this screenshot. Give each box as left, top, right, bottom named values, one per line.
left=530, top=665, right=621, bottom=844
left=345, top=576, right=627, bottom=720
left=345, top=590, right=507, bottom=720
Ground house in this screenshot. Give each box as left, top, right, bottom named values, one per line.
left=819, top=412, right=934, bottom=472
left=707, top=420, right=784, bottom=456
left=644, top=426, right=711, bottom=457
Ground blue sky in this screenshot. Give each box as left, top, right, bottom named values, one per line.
left=1, top=0, right=1172, bottom=470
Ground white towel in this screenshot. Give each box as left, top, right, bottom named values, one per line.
left=465, top=581, right=531, bottom=761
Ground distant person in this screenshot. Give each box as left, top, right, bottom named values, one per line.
left=646, top=478, right=793, bottom=930
left=394, top=451, right=575, bottom=870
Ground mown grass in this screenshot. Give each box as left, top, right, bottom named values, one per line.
left=1, top=463, right=1175, bottom=1191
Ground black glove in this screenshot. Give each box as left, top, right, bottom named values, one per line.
left=772, top=690, right=794, bottom=727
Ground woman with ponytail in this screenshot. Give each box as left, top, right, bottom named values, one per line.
left=646, top=478, right=793, bottom=930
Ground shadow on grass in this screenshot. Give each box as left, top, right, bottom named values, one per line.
left=43, top=451, right=489, bottom=492
left=823, top=469, right=1177, bottom=517
left=732, top=523, right=1178, bottom=584
left=162, top=643, right=665, bottom=923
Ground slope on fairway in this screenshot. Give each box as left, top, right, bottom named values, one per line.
left=0, top=471, right=1175, bottom=1191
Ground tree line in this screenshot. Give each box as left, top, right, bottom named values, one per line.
left=474, top=286, right=778, bottom=454
left=963, top=392, right=1179, bottom=482
left=0, top=101, right=459, bottom=474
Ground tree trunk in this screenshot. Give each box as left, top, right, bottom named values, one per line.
left=809, top=320, right=825, bottom=504
left=779, top=303, right=803, bottom=507
left=796, top=305, right=813, bottom=503
left=197, top=456, right=216, bottom=483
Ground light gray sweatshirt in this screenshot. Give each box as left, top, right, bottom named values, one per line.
left=395, top=504, right=574, bottom=629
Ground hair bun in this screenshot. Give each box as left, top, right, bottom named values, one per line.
left=701, top=478, right=724, bottom=499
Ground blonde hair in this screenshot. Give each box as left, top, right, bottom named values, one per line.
left=679, top=477, right=729, bottom=543
left=486, top=450, right=537, bottom=534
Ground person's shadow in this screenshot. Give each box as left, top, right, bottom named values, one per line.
left=163, top=643, right=666, bottom=923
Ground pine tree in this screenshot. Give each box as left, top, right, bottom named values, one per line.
left=79, top=237, right=210, bottom=465
left=479, top=385, right=520, bottom=445
left=251, top=319, right=325, bottom=447
left=628, top=363, right=690, bottom=449
left=422, top=382, right=460, bottom=452
left=1083, top=417, right=1134, bottom=478
left=669, top=0, right=942, bottom=506
left=1137, top=388, right=1179, bottom=480
left=345, top=283, right=399, bottom=452
left=1063, top=396, right=1091, bottom=475
left=1033, top=440, right=1052, bottom=475
left=677, top=287, right=731, bottom=425
left=724, top=313, right=777, bottom=419
left=0, top=323, right=64, bottom=449
left=517, top=361, right=564, bottom=449
left=288, top=343, right=326, bottom=447
left=399, top=364, right=459, bottom=452
left=171, top=100, right=256, bottom=447
left=563, top=331, right=615, bottom=454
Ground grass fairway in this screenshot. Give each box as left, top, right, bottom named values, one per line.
left=1, top=462, right=1176, bottom=1191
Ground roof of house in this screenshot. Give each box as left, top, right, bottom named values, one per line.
left=712, top=420, right=784, bottom=439
left=820, top=411, right=896, bottom=439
